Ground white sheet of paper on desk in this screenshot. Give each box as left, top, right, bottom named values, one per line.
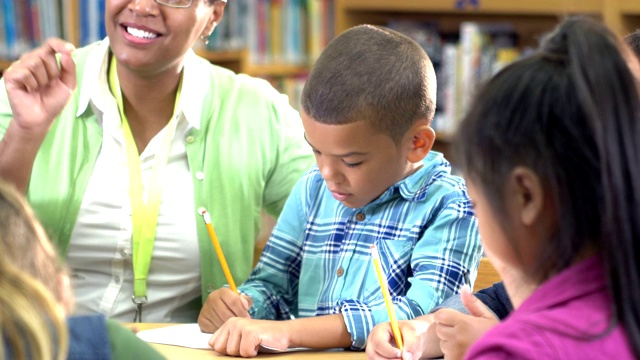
left=137, top=323, right=318, bottom=352
left=258, top=344, right=312, bottom=353
left=136, top=323, right=212, bottom=349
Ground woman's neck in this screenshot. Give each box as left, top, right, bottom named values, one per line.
left=116, top=63, right=182, bottom=153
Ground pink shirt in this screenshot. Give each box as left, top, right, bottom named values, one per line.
left=465, top=256, right=635, bottom=359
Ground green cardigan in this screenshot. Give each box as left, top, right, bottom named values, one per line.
left=0, top=42, right=314, bottom=305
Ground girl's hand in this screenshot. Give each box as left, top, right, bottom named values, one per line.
left=433, top=286, right=499, bottom=360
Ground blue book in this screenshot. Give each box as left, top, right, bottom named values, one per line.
left=79, top=0, right=90, bottom=46
left=2, top=0, right=18, bottom=59
left=0, top=0, right=7, bottom=58
left=98, top=0, right=106, bottom=40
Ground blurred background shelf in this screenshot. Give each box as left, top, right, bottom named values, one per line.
left=336, top=0, right=602, bottom=15
left=2, top=0, right=639, bottom=152
left=614, top=0, right=640, bottom=36
left=0, top=61, right=12, bottom=76
left=197, top=49, right=309, bottom=78
left=620, top=0, right=640, bottom=14
left=333, top=0, right=636, bottom=163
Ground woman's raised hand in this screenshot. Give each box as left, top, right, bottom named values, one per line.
left=3, top=38, right=77, bottom=135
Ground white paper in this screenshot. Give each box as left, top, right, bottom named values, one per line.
left=258, top=344, right=312, bottom=353
left=136, top=323, right=213, bottom=349
left=137, top=323, right=318, bottom=353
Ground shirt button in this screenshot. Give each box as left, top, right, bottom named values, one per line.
left=207, top=285, right=214, bottom=293
left=336, top=267, right=344, bottom=277
left=186, top=135, right=195, bottom=143
left=355, top=212, right=366, bottom=221
left=114, top=276, right=121, bottom=284
left=195, top=171, right=205, bottom=180
left=120, top=249, right=127, bottom=258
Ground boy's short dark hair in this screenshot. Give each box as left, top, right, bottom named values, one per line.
left=301, top=25, right=437, bottom=144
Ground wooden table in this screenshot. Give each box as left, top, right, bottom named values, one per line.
left=127, top=323, right=368, bottom=359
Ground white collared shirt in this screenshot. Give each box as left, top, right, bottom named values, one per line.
left=67, top=40, right=206, bottom=322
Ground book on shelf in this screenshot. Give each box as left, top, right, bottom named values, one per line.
left=1, top=0, right=24, bottom=59
left=205, top=0, right=332, bottom=67
left=199, top=0, right=334, bottom=109
left=0, top=0, right=8, bottom=59
left=0, top=0, right=97, bottom=59
left=388, top=19, right=520, bottom=137
left=79, top=0, right=106, bottom=46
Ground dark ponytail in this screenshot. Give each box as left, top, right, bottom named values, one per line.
left=454, top=17, right=640, bottom=357
left=561, top=18, right=640, bottom=358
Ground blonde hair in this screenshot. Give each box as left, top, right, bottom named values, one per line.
left=0, top=181, right=68, bottom=360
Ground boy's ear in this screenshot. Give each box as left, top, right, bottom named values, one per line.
left=406, top=122, right=435, bottom=163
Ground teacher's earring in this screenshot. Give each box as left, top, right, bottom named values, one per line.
left=200, top=34, right=210, bottom=46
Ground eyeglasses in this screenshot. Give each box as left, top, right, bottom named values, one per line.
left=155, top=0, right=226, bottom=8
left=155, top=0, right=193, bottom=8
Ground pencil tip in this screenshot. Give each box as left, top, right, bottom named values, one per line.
left=198, top=207, right=207, bottom=216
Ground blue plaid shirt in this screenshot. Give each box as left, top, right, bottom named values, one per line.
left=239, top=152, right=482, bottom=349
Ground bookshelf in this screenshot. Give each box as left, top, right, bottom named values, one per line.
left=0, top=0, right=333, bottom=109
left=335, top=0, right=601, bottom=15
left=0, top=51, right=308, bottom=81
left=335, top=0, right=603, bottom=42
left=196, top=49, right=309, bottom=78
left=333, top=0, right=631, bottom=161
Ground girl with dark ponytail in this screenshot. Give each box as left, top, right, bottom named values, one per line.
left=457, top=16, right=640, bottom=359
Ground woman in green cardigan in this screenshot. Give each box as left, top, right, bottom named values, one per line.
left=0, top=0, right=313, bottom=323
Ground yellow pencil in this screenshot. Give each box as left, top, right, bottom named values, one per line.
left=198, top=207, right=238, bottom=293
left=371, top=244, right=404, bottom=350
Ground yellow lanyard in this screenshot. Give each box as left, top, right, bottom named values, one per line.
left=108, top=56, right=183, bottom=322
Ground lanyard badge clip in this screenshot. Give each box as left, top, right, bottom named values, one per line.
left=132, top=296, right=148, bottom=323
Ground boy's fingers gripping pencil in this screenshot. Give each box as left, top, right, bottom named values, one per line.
left=371, top=244, right=404, bottom=350
left=198, top=207, right=238, bottom=293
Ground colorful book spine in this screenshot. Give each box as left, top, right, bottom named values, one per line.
left=79, top=0, right=90, bottom=46
left=0, top=0, right=7, bottom=58
left=2, top=0, right=19, bottom=58
left=270, top=0, right=282, bottom=63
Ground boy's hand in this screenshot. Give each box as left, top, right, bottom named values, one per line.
left=3, top=38, right=76, bottom=136
left=208, top=318, right=290, bottom=357
left=433, top=286, right=499, bottom=360
left=366, top=316, right=435, bottom=360
left=198, top=287, right=253, bottom=333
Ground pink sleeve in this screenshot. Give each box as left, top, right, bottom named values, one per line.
left=464, top=322, right=553, bottom=360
